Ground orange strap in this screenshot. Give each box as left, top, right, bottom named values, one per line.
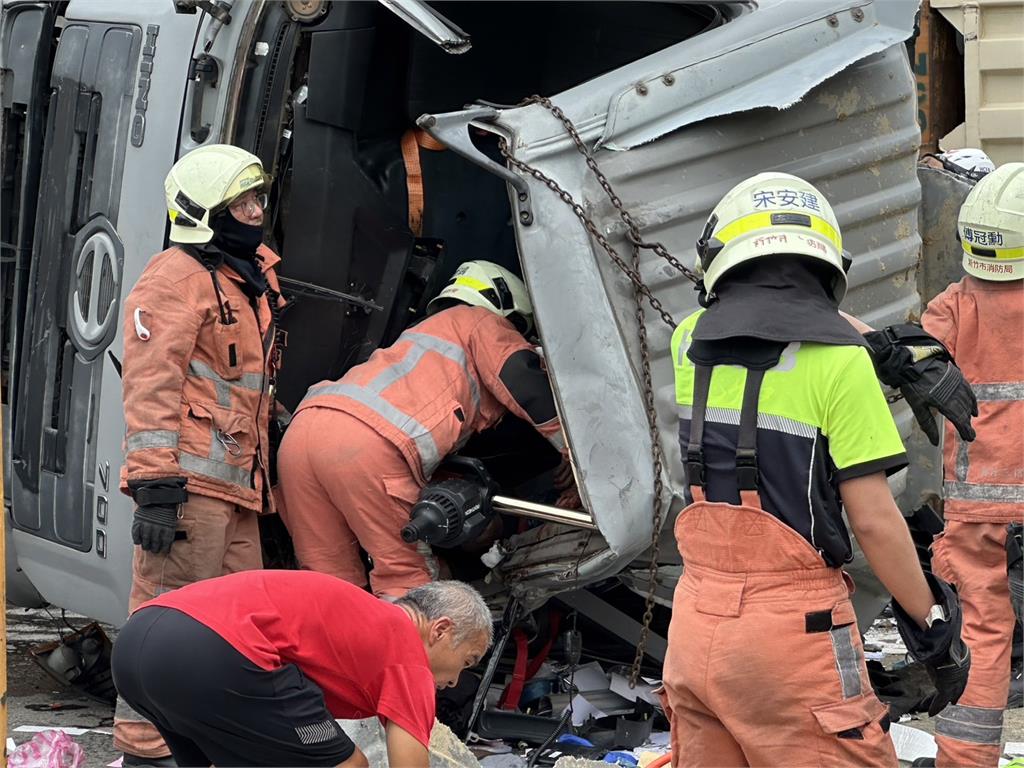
left=400, top=129, right=446, bottom=237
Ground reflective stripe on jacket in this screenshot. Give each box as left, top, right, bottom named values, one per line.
left=120, top=244, right=284, bottom=512
left=923, top=276, right=1024, bottom=523
left=295, top=305, right=564, bottom=486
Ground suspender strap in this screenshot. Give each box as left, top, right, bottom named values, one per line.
left=686, top=365, right=713, bottom=492
left=736, top=368, right=765, bottom=492
left=686, top=364, right=765, bottom=507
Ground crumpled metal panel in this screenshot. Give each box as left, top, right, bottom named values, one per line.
left=918, top=166, right=975, bottom=304
left=489, top=41, right=923, bottom=596
left=597, top=0, right=921, bottom=150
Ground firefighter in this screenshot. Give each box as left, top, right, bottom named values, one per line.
left=918, top=162, right=1024, bottom=767
left=661, top=172, right=971, bottom=766
left=114, top=144, right=285, bottom=765
left=277, top=260, right=574, bottom=598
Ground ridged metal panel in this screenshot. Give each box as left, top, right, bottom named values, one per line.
left=498, top=45, right=926, bottom=598
left=586, top=44, right=923, bottom=500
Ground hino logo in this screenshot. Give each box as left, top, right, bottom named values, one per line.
left=131, top=25, right=160, bottom=148
left=66, top=216, right=125, bottom=361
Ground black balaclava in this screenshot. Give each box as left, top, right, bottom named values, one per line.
left=207, top=208, right=268, bottom=299
left=688, top=256, right=867, bottom=369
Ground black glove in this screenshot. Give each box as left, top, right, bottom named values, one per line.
left=892, top=572, right=971, bottom=717
left=1008, top=523, right=1023, bottom=624
left=864, top=324, right=978, bottom=446
left=127, top=477, right=188, bottom=555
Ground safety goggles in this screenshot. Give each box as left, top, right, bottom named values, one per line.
left=228, top=190, right=270, bottom=217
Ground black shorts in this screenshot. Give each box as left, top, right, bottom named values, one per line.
left=112, top=606, right=356, bottom=767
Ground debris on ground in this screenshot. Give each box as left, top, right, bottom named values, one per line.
left=336, top=718, right=483, bottom=767
left=550, top=758, right=608, bottom=768
left=890, top=723, right=937, bottom=764
left=29, top=622, right=116, bottom=705
left=8, top=729, right=86, bottom=768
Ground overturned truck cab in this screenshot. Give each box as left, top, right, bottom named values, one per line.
left=2, top=0, right=942, bottom=662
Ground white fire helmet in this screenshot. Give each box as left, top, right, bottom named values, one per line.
left=164, top=144, right=271, bottom=244
left=940, top=148, right=995, bottom=181
left=958, top=161, right=1024, bottom=282
left=427, top=260, right=534, bottom=334
left=694, top=172, right=848, bottom=300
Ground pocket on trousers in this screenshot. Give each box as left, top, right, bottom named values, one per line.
left=812, top=694, right=893, bottom=765
left=134, top=517, right=198, bottom=598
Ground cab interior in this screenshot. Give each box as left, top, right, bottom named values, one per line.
left=233, top=0, right=725, bottom=570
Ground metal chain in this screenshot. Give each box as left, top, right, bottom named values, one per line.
left=625, top=231, right=670, bottom=688
left=520, top=95, right=701, bottom=287
left=498, top=139, right=677, bottom=329
left=496, top=96, right=680, bottom=686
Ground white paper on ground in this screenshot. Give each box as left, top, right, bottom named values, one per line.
left=567, top=661, right=609, bottom=693
left=1006, top=742, right=1024, bottom=755
left=609, top=671, right=660, bottom=706
left=6, top=738, right=16, bottom=753
left=889, top=723, right=937, bottom=762
left=630, top=730, right=672, bottom=755
left=566, top=692, right=608, bottom=726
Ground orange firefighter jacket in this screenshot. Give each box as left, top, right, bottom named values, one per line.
left=120, top=244, right=283, bottom=513
left=922, top=276, right=1024, bottom=523
left=295, top=304, right=565, bottom=486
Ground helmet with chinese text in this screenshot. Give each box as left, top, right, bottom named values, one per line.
left=694, top=172, right=847, bottom=300
left=958, top=162, right=1024, bottom=282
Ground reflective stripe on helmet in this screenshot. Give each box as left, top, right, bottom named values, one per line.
left=715, top=210, right=842, bottom=252
left=963, top=242, right=1024, bottom=261
left=454, top=275, right=494, bottom=293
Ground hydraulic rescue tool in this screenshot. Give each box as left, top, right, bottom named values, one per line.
left=400, top=456, right=595, bottom=548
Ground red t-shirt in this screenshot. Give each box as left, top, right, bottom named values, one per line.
left=144, top=570, right=436, bottom=747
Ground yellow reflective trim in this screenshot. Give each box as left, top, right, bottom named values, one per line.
left=964, top=242, right=1024, bottom=260
left=168, top=209, right=178, bottom=221
left=715, top=211, right=842, bottom=251
left=453, top=275, right=492, bottom=292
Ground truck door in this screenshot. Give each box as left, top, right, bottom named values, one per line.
left=3, top=0, right=203, bottom=625
left=1, top=0, right=57, bottom=608
left=5, top=4, right=141, bottom=606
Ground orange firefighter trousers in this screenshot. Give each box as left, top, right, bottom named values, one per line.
left=662, top=492, right=896, bottom=767
left=931, top=520, right=1015, bottom=767
left=113, top=494, right=262, bottom=758
left=276, top=407, right=438, bottom=598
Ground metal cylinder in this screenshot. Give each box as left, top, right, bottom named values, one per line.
left=491, top=495, right=598, bottom=530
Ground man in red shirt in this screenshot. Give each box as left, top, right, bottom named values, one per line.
left=111, top=572, right=492, bottom=767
